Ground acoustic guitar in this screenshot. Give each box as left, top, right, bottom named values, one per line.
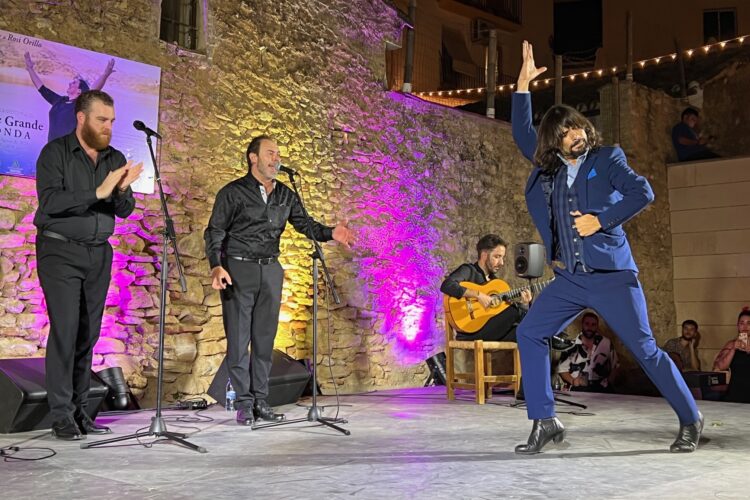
left=444, top=278, right=555, bottom=333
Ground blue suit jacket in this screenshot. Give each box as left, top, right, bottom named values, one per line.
left=511, top=92, right=654, bottom=272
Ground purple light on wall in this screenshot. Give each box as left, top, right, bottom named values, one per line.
left=352, top=156, right=445, bottom=363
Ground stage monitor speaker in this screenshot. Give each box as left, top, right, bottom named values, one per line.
left=514, top=242, right=546, bottom=278
left=0, top=357, right=108, bottom=433
left=207, top=349, right=311, bottom=409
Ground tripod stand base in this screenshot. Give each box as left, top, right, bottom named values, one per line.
left=251, top=415, right=350, bottom=435
left=80, top=416, right=208, bottom=453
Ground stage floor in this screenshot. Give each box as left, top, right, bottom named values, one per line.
left=0, top=387, right=747, bottom=499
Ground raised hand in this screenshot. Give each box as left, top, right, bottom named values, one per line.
left=24, top=52, right=34, bottom=71
left=517, top=40, right=547, bottom=92
left=116, top=160, right=144, bottom=192
left=96, top=166, right=128, bottom=200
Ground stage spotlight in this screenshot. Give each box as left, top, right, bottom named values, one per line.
left=424, top=352, right=447, bottom=386
left=97, top=366, right=139, bottom=411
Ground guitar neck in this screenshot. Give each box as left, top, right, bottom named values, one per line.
left=498, top=279, right=553, bottom=300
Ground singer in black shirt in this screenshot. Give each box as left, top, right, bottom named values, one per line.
left=34, top=90, right=143, bottom=440
left=204, top=135, right=354, bottom=426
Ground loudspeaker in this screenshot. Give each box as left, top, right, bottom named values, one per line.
left=207, top=350, right=311, bottom=408
left=0, top=357, right=108, bottom=433
left=514, top=242, right=546, bottom=278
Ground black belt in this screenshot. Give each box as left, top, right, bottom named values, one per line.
left=41, top=230, right=104, bottom=247
left=228, top=255, right=277, bottom=265
left=41, top=230, right=75, bottom=243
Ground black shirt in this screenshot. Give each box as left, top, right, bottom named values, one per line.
left=440, top=262, right=494, bottom=299
left=33, top=131, right=136, bottom=245
left=204, top=174, right=333, bottom=268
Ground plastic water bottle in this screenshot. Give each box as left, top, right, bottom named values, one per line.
left=225, top=379, right=236, bottom=411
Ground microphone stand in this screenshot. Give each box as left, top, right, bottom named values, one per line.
left=251, top=168, right=350, bottom=436
left=81, top=130, right=207, bottom=453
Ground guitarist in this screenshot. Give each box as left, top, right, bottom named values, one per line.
left=440, top=234, right=531, bottom=342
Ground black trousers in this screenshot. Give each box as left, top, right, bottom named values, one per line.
left=221, top=259, right=284, bottom=409
left=36, top=235, right=112, bottom=421
left=456, top=305, right=522, bottom=342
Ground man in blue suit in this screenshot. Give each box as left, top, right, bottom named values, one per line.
left=511, top=41, right=702, bottom=454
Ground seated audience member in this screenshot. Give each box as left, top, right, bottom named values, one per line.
left=558, top=312, right=618, bottom=393
left=672, top=107, right=720, bottom=162
left=663, top=320, right=701, bottom=372
left=713, top=308, right=750, bottom=403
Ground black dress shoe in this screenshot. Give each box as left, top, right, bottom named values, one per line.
left=236, top=407, right=254, bottom=426
left=74, top=412, right=112, bottom=435
left=550, top=334, right=574, bottom=351
left=253, top=400, right=285, bottom=422
left=51, top=417, right=84, bottom=441
left=515, top=416, right=566, bottom=454
left=670, top=412, right=703, bottom=453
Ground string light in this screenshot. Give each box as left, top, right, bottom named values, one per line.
left=413, top=33, right=748, bottom=99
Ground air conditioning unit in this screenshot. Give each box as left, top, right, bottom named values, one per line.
left=471, top=18, right=496, bottom=43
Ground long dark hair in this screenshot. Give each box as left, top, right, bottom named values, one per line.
left=533, top=104, right=601, bottom=174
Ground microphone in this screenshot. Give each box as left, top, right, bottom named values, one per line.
left=133, top=120, right=162, bottom=139
left=277, top=164, right=297, bottom=176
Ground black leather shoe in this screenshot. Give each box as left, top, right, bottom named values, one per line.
left=74, top=411, right=111, bottom=435
left=550, top=334, right=574, bottom=351
left=51, top=417, right=84, bottom=441
left=236, top=407, right=254, bottom=426
left=515, top=416, right=566, bottom=454
left=253, top=400, right=285, bottom=422
left=670, top=412, right=703, bottom=453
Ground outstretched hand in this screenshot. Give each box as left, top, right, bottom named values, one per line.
left=517, top=40, right=547, bottom=92
left=332, top=222, right=356, bottom=249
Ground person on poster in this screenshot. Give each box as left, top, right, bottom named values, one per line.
left=24, top=52, right=116, bottom=142
left=510, top=41, right=702, bottom=454
left=35, top=90, right=143, bottom=440
left=204, top=135, right=354, bottom=426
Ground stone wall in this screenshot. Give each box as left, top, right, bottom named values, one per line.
left=702, top=59, right=750, bottom=157
left=0, top=0, right=541, bottom=402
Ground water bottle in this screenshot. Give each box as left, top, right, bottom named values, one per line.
left=225, top=379, right=236, bottom=411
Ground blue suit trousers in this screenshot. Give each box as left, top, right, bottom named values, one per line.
left=516, top=268, right=700, bottom=425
